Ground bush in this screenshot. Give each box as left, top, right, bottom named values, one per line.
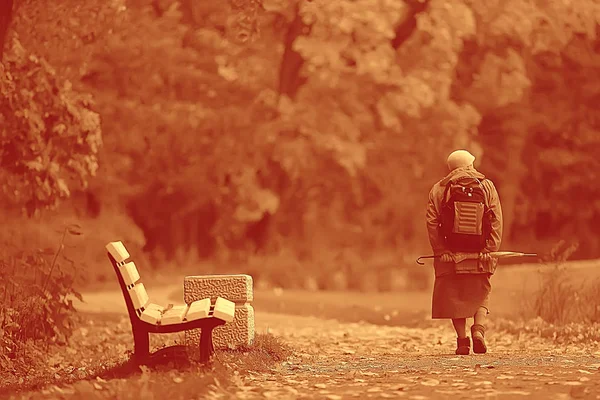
left=530, top=241, right=600, bottom=325
left=0, top=225, right=83, bottom=373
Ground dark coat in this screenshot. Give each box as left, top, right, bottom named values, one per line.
left=426, top=166, right=503, bottom=277
left=426, top=166, right=503, bottom=319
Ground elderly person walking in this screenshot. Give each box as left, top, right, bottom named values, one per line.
left=426, top=150, right=503, bottom=355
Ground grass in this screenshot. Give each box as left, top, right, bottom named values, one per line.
left=525, top=241, right=600, bottom=325
left=1, top=311, right=292, bottom=399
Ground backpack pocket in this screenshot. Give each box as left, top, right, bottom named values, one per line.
left=453, top=201, right=485, bottom=235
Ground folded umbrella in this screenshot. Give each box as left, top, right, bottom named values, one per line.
left=416, top=251, right=538, bottom=265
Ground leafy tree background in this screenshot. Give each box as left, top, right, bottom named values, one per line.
left=1, top=0, right=599, bottom=290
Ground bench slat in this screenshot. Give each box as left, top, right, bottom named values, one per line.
left=146, top=303, right=164, bottom=313
left=106, top=241, right=130, bottom=263
left=140, top=308, right=162, bottom=325
left=129, top=283, right=150, bottom=310
left=161, top=305, right=189, bottom=325
left=213, top=297, right=235, bottom=322
left=186, top=298, right=211, bottom=321
left=118, top=261, right=141, bottom=286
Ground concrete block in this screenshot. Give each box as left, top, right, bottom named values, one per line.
left=184, top=274, right=254, bottom=353
left=184, top=274, right=253, bottom=303
left=185, top=303, right=254, bottom=356
left=106, top=241, right=130, bottom=263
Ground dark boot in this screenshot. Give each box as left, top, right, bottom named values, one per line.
left=455, top=336, right=470, bottom=355
left=471, top=324, right=487, bottom=354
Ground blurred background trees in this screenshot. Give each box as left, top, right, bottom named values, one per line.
left=1, top=0, right=599, bottom=289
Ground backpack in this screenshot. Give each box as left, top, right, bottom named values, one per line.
left=439, top=177, right=492, bottom=253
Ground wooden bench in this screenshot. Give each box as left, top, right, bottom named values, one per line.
left=106, top=241, right=235, bottom=364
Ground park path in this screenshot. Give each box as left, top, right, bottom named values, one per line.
left=73, top=285, right=600, bottom=400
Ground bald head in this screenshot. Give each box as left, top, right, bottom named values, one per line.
left=447, top=150, right=475, bottom=171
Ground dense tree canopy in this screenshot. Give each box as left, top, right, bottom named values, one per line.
left=2, top=0, right=599, bottom=266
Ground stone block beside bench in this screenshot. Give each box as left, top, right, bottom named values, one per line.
left=184, top=274, right=254, bottom=355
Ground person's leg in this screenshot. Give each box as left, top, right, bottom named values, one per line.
left=472, top=307, right=488, bottom=354
left=452, top=318, right=467, bottom=338
left=473, top=306, right=487, bottom=326
left=452, top=318, right=470, bottom=355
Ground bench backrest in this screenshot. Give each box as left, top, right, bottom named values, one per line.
left=106, top=241, right=150, bottom=325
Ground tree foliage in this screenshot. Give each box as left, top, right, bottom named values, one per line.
left=4, top=0, right=600, bottom=263
left=0, top=38, right=102, bottom=216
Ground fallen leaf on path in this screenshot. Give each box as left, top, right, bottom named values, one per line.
left=359, top=371, right=380, bottom=377
left=262, top=391, right=282, bottom=398
left=497, top=375, right=514, bottom=380
left=451, top=383, right=469, bottom=389
left=420, top=379, right=440, bottom=386
left=500, top=391, right=531, bottom=396
left=577, top=369, right=593, bottom=374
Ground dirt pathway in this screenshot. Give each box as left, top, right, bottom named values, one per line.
left=237, top=313, right=600, bottom=399
left=72, top=286, right=600, bottom=399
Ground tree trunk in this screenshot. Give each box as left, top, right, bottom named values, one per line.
left=0, top=0, right=14, bottom=62
left=497, top=118, right=528, bottom=248
left=278, top=2, right=311, bottom=100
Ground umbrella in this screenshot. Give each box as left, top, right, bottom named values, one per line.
left=416, top=251, right=538, bottom=265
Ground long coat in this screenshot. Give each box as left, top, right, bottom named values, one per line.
left=426, top=166, right=503, bottom=319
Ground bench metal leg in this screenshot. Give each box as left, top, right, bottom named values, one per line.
left=199, top=326, right=216, bottom=364
left=133, top=330, right=150, bottom=363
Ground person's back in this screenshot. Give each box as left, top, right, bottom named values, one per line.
left=426, top=150, right=503, bottom=355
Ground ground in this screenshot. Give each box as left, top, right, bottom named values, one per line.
left=252, top=313, right=600, bottom=399
left=2, top=263, right=600, bottom=399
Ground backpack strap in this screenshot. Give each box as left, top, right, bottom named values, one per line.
left=441, top=179, right=454, bottom=208
left=471, top=177, right=490, bottom=208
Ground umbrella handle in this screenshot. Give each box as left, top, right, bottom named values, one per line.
left=416, top=255, right=438, bottom=265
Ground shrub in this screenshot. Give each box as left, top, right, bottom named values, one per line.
left=530, top=240, right=600, bottom=325
left=0, top=224, right=83, bottom=373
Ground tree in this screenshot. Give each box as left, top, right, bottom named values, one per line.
left=9, top=0, right=600, bottom=262
left=0, top=38, right=102, bottom=216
